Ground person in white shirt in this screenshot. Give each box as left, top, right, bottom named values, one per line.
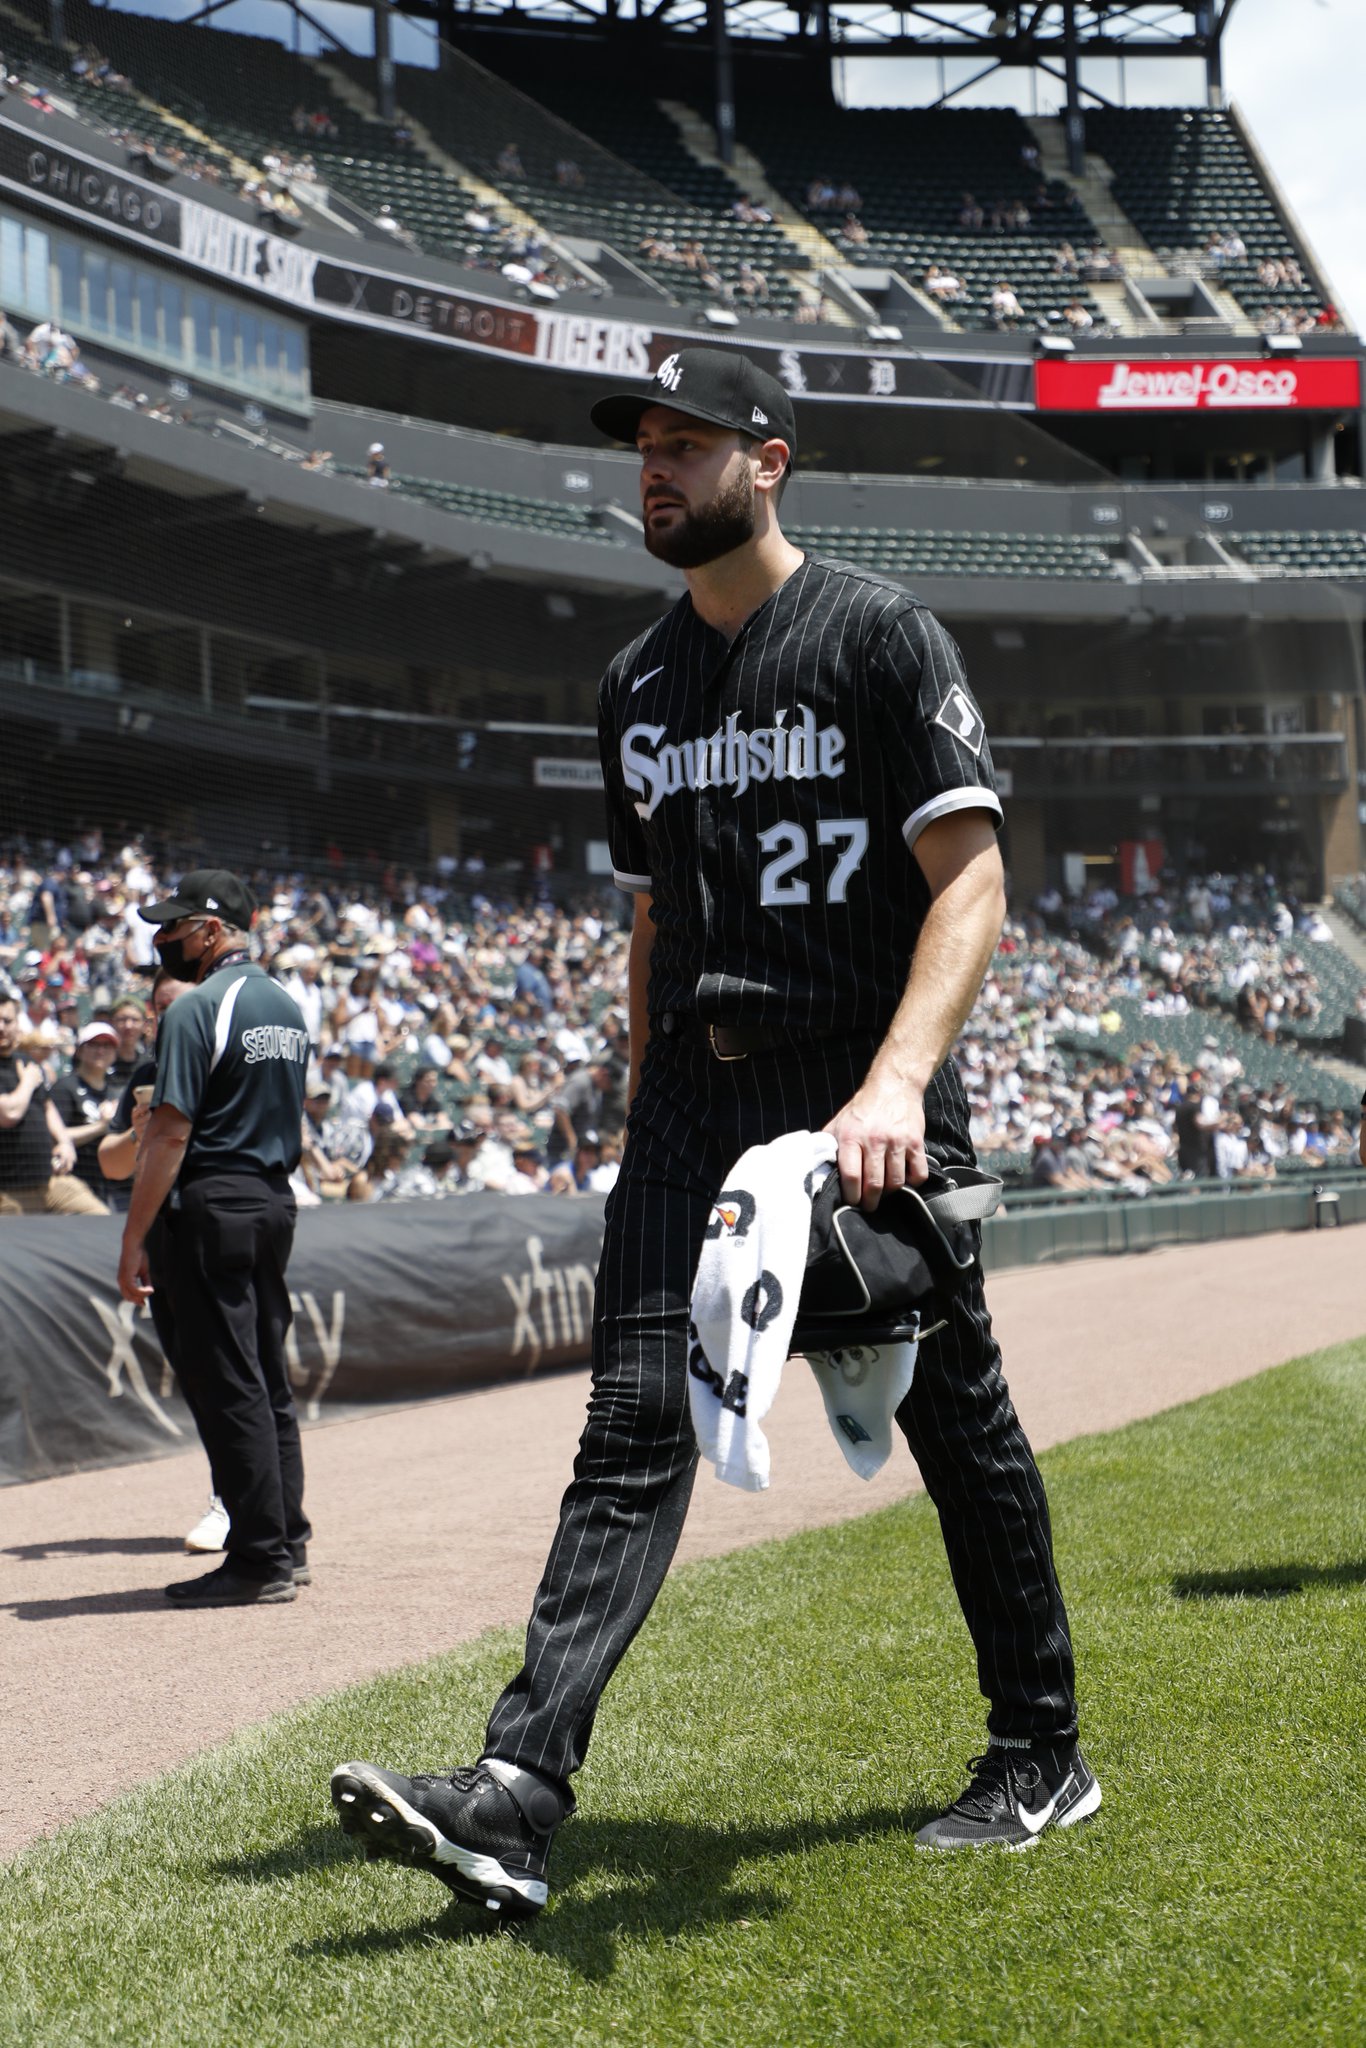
left=473, top=1035, right=514, bottom=1089
left=989, top=281, right=1024, bottom=325
left=283, top=949, right=325, bottom=1047
left=1213, top=1118, right=1249, bottom=1180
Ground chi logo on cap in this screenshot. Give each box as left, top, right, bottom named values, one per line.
left=751, top=407, right=768, bottom=426
left=656, top=353, right=684, bottom=392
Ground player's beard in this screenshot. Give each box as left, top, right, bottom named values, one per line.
left=643, top=462, right=756, bottom=568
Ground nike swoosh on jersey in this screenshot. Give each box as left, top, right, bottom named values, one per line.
left=1017, top=1770, right=1074, bottom=1836
left=630, top=665, right=664, bottom=693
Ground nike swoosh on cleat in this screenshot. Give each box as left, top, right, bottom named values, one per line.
left=630, top=665, right=664, bottom=692
left=1018, top=1770, right=1074, bottom=1837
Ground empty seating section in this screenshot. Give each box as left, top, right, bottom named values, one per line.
left=1131, top=931, right=1364, bottom=1047
left=1227, top=532, right=1366, bottom=579
left=332, top=465, right=618, bottom=545
left=375, top=62, right=807, bottom=315
left=0, top=6, right=223, bottom=176
left=788, top=526, right=1118, bottom=580
left=1056, top=999, right=1360, bottom=1111
left=729, top=103, right=1104, bottom=331
left=1084, top=109, right=1323, bottom=326
left=1335, top=881, right=1366, bottom=936
left=2, top=6, right=1334, bottom=340
left=19, top=0, right=505, bottom=270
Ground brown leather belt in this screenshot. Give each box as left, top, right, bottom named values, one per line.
left=654, top=1011, right=837, bottom=1061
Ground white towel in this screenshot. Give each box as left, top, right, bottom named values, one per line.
left=689, top=1130, right=917, bottom=1491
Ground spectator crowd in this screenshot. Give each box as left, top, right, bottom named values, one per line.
left=0, top=833, right=1360, bottom=1222
left=976, top=871, right=1361, bottom=1194
left=0, top=832, right=636, bottom=1217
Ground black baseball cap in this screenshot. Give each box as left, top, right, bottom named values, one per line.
left=139, top=868, right=257, bottom=927
left=590, top=348, right=797, bottom=464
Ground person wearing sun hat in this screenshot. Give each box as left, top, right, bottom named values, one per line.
left=47, top=1018, right=122, bottom=1209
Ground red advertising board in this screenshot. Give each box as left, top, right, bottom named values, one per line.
left=1034, top=356, right=1362, bottom=413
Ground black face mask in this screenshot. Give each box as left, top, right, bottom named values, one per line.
left=155, top=931, right=203, bottom=982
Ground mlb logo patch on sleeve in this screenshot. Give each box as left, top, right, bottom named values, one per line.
left=931, top=684, right=986, bottom=758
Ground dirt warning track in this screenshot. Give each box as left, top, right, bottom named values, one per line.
left=4, top=1225, right=1364, bottom=1862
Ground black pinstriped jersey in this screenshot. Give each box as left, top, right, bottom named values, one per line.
left=598, top=554, right=1002, bottom=1036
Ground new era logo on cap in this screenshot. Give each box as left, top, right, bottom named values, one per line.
left=752, top=407, right=768, bottom=426
left=138, top=867, right=257, bottom=928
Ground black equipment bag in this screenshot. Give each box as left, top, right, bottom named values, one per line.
left=793, top=1165, right=1002, bottom=1354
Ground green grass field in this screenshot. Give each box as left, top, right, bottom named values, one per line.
left=5, top=1342, right=1365, bottom=2048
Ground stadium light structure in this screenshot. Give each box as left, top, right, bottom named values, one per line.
left=393, top=2, right=1247, bottom=181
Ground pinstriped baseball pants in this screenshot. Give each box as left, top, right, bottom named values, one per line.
left=484, top=1027, right=1077, bottom=1792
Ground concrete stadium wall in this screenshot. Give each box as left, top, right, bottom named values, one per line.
left=981, top=1178, right=1366, bottom=1272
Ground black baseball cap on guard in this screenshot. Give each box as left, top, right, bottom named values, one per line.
left=139, top=867, right=257, bottom=927
left=590, top=347, right=797, bottom=464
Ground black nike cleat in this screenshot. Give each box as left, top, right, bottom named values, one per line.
left=330, top=1760, right=569, bottom=1921
left=915, top=1742, right=1102, bottom=1851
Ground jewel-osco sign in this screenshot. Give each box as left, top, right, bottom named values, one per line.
left=1035, top=356, right=1362, bottom=411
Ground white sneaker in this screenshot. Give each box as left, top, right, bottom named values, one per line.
left=184, top=1496, right=230, bottom=1553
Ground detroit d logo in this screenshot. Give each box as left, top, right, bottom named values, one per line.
left=656, top=353, right=684, bottom=392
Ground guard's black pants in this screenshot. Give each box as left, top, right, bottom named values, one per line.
left=163, top=1172, right=309, bottom=1578
left=485, top=1029, right=1077, bottom=1792
left=146, top=1214, right=223, bottom=1503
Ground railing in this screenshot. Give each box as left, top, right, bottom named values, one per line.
left=993, top=732, right=1347, bottom=794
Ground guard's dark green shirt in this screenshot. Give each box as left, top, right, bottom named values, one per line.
left=153, top=957, right=308, bottom=1176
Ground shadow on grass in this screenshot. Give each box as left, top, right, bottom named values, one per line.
left=4, top=1536, right=183, bottom=1561
left=1172, top=1561, right=1366, bottom=1601
left=284, top=1804, right=929, bottom=1977
left=214, top=1825, right=354, bottom=1883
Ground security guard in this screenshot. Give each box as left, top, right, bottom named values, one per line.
left=117, top=869, right=312, bottom=1608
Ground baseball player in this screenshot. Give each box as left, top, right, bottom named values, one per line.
left=331, top=347, right=1099, bottom=1917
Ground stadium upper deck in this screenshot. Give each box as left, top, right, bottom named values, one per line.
left=0, top=0, right=1362, bottom=895
left=0, top=0, right=1351, bottom=346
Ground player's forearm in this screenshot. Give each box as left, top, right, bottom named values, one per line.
left=869, top=847, right=1006, bottom=1096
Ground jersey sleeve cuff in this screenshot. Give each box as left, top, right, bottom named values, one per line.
left=612, top=868, right=652, bottom=894
left=901, top=786, right=1004, bottom=850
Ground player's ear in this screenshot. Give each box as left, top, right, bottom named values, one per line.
left=753, top=437, right=791, bottom=496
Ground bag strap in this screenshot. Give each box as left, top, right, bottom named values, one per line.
left=921, top=1166, right=1003, bottom=1227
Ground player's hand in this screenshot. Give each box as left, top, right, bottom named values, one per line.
left=825, top=1077, right=929, bottom=1210
left=117, top=1235, right=153, bottom=1307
